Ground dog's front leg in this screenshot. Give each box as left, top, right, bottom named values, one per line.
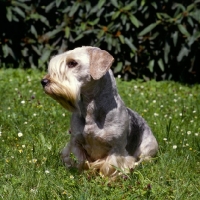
left=61, top=137, right=88, bottom=170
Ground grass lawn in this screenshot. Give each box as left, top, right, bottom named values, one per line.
left=0, top=68, right=200, bottom=199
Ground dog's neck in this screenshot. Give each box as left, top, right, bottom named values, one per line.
left=78, top=71, right=118, bottom=119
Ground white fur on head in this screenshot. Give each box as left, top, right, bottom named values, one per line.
left=42, top=46, right=114, bottom=112
left=43, top=48, right=88, bottom=111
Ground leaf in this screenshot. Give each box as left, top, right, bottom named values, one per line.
left=12, top=7, right=25, bottom=18
left=45, top=2, right=55, bottom=13
left=2, top=44, right=16, bottom=59
left=118, top=35, right=124, bottom=44
left=80, top=22, right=86, bottom=31
left=124, top=37, right=137, bottom=52
left=129, top=14, right=139, bottom=28
left=85, top=2, right=91, bottom=12
left=32, top=45, right=41, bottom=56
left=88, top=18, right=100, bottom=26
left=98, top=0, right=106, bottom=9
left=123, top=1, right=137, bottom=11
left=114, top=62, right=123, bottom=73
left=65, top=27, right=70, bottom=38
left=149, top=32, right=159, bottom=40
left=173, top=3, right=185, bottom=12
left=56, top=0, right=62, bottom=7
left=164, top=42, right=170, bottom=64
left=11, top=1, right=31, bottom=11
left=69, top=2, right=80, bottom=17
left=31, top=25, right=37, bottom=38
left=186, top=4, right=195, bottom=12
left=39, top=15, right=49, bottom=26
left=138, top=22, right=160, bottom=36
left=171, top=31, right=178, bottom=46
left=148, top=60, right=155, bottom=72
left=46, top=29, right=61, bottom=39
left=90, top=4, right=99, bottom=14
left=111, top=0, right=119, bottom=8
left=121, top=14, right=127, bottom=25
left=97, top=8, right=105, bottom=17
left=6, top=7, right=12, bottom=22
left=156, top=13, right=172, bottom=20
left=178, top=24, right=190, bottom=37
left=158, top=58, right=164, bottom=71
left=151, top=2, right=157, bottom=9
left=112, top=11, right=120, bottom=20
left=2, top=44, right=9, bottom=57
left=40, top=50, right=51, bottom=62
left=187, top=17, right=194, bottom=27
left=74, top=33, right=84, bottom=41
left=177, top=46, right=190, bottom=62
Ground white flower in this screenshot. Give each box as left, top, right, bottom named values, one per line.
left=153, top=100, right=156, bottom=103
left=18, top=132, right=23, bottom=137
left=154, top=113, right=159, bottom=116
left=21, top=100, right=25, bottom=104
left=70, top=175, right=74, bottom=179
left=163, top=138, right=167, bottom=141
left=22, top=145, right=26, bottom=148
left=195, top=133, right=199, bottom=136
left=33, top=113, right=37, bottom=116
left=62, top=113, right=65, bottom=117
left=30, top=159, right=37, bottom=163
left=173, top=145, right=177, bottom=149
left=45, top=170, right=50, bottom=174
left=187, top=131, right=191, bottom=135
left=179, top=113, right=183, bottom=116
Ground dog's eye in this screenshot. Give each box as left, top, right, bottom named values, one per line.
left=67, top=60, right=78, bottom=68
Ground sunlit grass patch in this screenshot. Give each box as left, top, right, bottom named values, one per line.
left=0, top=69, right=200, bottom=199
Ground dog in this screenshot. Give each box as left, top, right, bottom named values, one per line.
left=41, top=46, right=158, bottom=177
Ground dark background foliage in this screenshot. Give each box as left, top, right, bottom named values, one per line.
left=0, top=0, right=200, bottom=83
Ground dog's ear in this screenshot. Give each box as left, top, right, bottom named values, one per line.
left=88, top=47, right=114, bottom=80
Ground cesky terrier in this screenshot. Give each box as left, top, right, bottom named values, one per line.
left=41, top=46, right=158, bottom=177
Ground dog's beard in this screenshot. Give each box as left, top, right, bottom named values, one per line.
left=44, top=76, right=80, bottom=112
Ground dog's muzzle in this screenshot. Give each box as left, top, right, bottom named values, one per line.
left=41, top=79, right=49, bottom=87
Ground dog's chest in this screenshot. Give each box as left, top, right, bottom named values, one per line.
left=82, top=121, right=110, bottom=160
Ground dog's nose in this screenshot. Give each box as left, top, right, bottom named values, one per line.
left=41, top=79, right=49, bottom=87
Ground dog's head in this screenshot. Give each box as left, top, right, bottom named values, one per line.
left=41, top=46, right=114, bottom=112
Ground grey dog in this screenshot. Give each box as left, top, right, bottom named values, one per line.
left=41, top=46, right=158, bottom=177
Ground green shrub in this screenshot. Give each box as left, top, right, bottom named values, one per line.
left=0, top=0, right=200, bottom=83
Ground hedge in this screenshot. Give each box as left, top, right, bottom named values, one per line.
left=0, top=0, right=200, bottom=83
